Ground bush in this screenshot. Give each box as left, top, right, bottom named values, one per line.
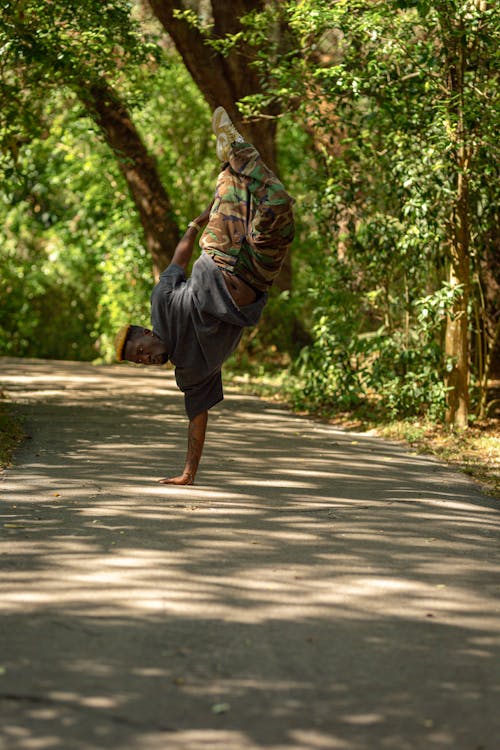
left=286, top=262, right=456, bottom=421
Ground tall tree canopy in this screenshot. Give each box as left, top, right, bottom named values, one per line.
left=247, top=0, right=499, bottom=427
left=1, top=0, right=181, bottom=276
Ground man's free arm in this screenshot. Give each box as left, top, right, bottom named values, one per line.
left=170, top=202, right=213, bottom=270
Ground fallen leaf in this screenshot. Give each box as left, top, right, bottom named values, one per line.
left=4, top=523, right=25, bottom=529
left=211, top=703, right=231, bottom=715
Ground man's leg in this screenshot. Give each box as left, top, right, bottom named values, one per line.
left=200, top=141, right=294, bottom=292
left=199, top=163, right=250, bottom=274
left=228, top=143, right=295, bottom=289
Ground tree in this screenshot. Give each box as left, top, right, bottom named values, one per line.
left=257, top=0, right=499, bottom=424
left=145, top=0, right=297, bottom=289
left=146, top=0, right=279, bottom=169
left=0, top=0, right=180, bottom=277
left=432, top=0, right=499, bottom=427
left=78, top=76, right=179, bottom=277
left=0, top=59, right=216, bottom=361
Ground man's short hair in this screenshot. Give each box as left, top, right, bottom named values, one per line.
left=115, top=324, right=144, bottom=361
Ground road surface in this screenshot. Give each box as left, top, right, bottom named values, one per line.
left=1, top=357, right=499, bottom=750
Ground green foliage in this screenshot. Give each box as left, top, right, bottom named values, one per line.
left=1, top=97, right=124, bottom=359
left=288, top=266, right=461, bottom=419
left=238, top=0, right=499, bottom=421
left=139, top=58, right=215, bottom=226
left=0, top=0, right=152, bottom=153
left=0, top=0, right=162, bottom=361
left=366, top=324, right=449, bottom=422
left=0, top=48, right=213, bottom=362
left=291, top=261, right=366, bottom=411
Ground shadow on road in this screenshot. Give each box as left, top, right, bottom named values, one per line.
left=1, top=358, right=499, bottom=750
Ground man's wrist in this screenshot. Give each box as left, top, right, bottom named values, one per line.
left=188, top=220, right=202, bottom=233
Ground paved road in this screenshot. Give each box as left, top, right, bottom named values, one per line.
left=1, top=357, right=499, bottom=750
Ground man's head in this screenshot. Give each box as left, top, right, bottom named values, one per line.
left=115, top=324, right=168, bottom=365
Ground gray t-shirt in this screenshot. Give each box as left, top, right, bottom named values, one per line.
left=151, top=253, right=267, bottom=419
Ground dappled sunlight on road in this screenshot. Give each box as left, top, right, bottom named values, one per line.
left=1, top=358, right=500, bottom=750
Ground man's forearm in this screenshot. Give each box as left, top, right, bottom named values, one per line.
left=183, top=410, right=208, bottom=482
left=171, top=202, right=214, bottom=270
left=158, top=410, right=208, bottom=485
left=170, top=224, right=200, bottom=270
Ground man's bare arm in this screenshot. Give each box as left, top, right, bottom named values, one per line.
left=159, top=410, right=208, bottom=485
left=171, top=202, right=214, bottom=270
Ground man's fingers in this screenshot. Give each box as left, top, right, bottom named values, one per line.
left=158, top=475, right=193, bottom=485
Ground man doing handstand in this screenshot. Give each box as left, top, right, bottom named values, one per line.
left=115, top=108, right=295, bottom=485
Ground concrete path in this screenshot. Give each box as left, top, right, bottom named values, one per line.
left=1, top=357, right=499, bottom=750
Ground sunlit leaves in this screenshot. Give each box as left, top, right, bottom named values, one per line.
left=257, top=0, right=499, bottom=419
left=0, top=0, right=152, bottom=154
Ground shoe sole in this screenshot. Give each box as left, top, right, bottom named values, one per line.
left=212, top=106, right=232, bottom=136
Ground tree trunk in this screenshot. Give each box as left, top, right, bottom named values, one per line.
left=79, top=78, right=180, bottom=279
left=444, top=171, right=471, bottom=429
left=147, top=0, right=278, bottom=170
left=440, top=9, right=472, bottom=429
left=146, top=0, right=294, bottom=290
left=444, top=260, right=470, bottom=428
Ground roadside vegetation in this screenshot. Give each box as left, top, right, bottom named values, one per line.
left=0, top=398, right=24, bottom=471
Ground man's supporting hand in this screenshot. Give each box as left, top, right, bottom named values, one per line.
left=158, top=410, right=208, bottom=486
left=160, top=472, right=194, bottom=486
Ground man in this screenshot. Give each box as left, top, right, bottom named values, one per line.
left=115, top=107, right=294, bottom=485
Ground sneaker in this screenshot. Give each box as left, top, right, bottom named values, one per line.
left=212, top=106, right=244, bottom=162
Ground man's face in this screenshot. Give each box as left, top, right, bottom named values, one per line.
left=124, top=329, right=168, bottom=365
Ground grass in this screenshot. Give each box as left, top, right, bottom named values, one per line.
left=226, top=370, right=500, bottom=499
left=376, top=420, right=500, bottom=497
left=0, top=397, right=24, bottom=471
